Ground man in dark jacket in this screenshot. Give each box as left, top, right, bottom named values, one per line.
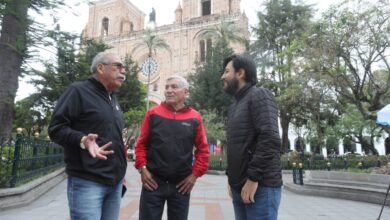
left=48, top=52, right=127, bottom=220
left=135, top=75, right=209, bottom=220
left=221, top=54, right=282, bottom=220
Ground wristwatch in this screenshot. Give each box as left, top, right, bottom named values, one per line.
left=138, top=165, right=147, bottom=174
left=80, top=136, right=87, bottom=150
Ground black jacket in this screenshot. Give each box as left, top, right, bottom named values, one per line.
left=48, top=78, right=127, bottom=186
left=226, top=84, right=282, bottom=190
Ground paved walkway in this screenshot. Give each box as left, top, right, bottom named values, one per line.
left=1, top=162, right=390, bottom=220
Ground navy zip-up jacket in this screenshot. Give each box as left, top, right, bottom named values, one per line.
left=48, top=77, right=127, bottom=186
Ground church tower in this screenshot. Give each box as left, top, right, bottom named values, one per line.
left=84, top=0, right=248, bottom=104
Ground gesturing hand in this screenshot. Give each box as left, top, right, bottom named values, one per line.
left=176, top=174, right=197, bottom=194
left=84, top=134, right=114, bottom=160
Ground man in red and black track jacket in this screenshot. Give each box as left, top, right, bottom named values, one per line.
left=134, top=76, right=209, bottom=220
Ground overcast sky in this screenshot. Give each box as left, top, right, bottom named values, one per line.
left=16, top=0, right=342, bottom=100
left=58, top=0, right=343, bottom=34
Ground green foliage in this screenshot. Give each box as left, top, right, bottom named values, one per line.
left=252, top=0, right=313, bottom=80
left=188, top=40, right=233, bottom=118
left=116, top=54, right=146, bottom=112
left=198, top=19, right=248, bottom=50
left=28, top=32, right=110, bottom=112
left=250, top=0, right=313, bottom=152
left=12, top=95, right=48, bottom=136
left=189, top=16, right=249, bottom=118
left=132, top=28, right=170, bottom=56
left=77, top=38, right=112, bottom=74
left=123, top=107, right=146, bottom=126
left=17, top=33, right=115, bottom=134
left=213, top=154, right=390, bottom=171
left=15, top=28, right=147, bottom=135
left=303, top=0, right=390, bottom=153
left=0, top=0, right=67, bottom=136
left=281, top=154, right=390, bottom=171
left=208, top=154, right=227, bottom=171
left=199, top=109, right=226, bottom=144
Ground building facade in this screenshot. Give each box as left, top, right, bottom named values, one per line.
left=83, top=0, right=249, bottom=104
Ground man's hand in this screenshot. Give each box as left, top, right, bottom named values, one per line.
left=176, top=174, right=197, bottom=194
left=241, top=179, right=258, bottom=204
left=84, top=134, right=114, bottom=160
left=140, top=167, right=158, bottom=191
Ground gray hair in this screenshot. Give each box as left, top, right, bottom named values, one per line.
left=166, top=75, right=189, bottom=90
left=90, top=51, right=113, bottom=73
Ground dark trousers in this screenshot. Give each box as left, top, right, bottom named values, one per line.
left=139, top=179, right=190, bottom=220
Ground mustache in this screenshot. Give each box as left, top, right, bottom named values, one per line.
left=118, top=75, right=126, bottom=81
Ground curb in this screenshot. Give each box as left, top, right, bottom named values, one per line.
left=0, top=168, right=66, bottom=211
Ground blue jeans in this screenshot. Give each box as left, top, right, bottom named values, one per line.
left=67, top=176, right=122, bottom=220
left=232, top=186, right=282, bottom=220
left=139, top=178, right=190, bottom=220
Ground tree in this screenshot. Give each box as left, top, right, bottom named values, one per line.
left=132, top=28, right=170, bottom=110
left=29, top=31, right=111, bottom=113
left=13, top=95, right=49, bottom=137
left=304, top=0, right=390, bottom=154
left=199, top=109, right=226, bottom=144
left=189, top=18, right=248, bottom=118
left=0, top=0, right=63, bottom=137
left=116, top=54, right=146, bottom=113
left=188, top=40, right=233, bottom=118
left=331, top=105, right=381, bottom=155
left=251, top=0, right=313, bottom=152
left=198, top=19, right=248, bottom=50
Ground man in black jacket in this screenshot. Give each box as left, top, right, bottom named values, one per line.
left=48, top=52, right=127, bottom=220
left=221, top=54, right=282, bottom=220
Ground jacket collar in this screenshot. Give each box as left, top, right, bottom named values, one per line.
left=88, top=77, right=117, bottom=95
left=234, top=83, right=253, bottom=101
left=161, top=101, right=191, bottom=113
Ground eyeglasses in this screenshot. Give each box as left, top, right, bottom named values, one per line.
left=102, top=62, right=126, bottom=71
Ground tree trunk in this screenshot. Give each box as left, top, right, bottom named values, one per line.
left=0, top=0, right=29, bottom=137
left=359, top=135, right=379, bottom=155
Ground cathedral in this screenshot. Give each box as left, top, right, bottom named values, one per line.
left=83, top=0, right=249, bottom=104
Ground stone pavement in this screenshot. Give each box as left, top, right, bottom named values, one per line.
left=1, top=162, right=390, bottom=220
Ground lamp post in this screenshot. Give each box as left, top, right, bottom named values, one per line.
left=144, top=24, right=156, bottom=110
left=146, top=55, right=151, bottom=110
left=358, top=161, right=363, bottom=170
left=298, top=162, right=304, bottom=185
left=143, top=56, right=158, bottom=110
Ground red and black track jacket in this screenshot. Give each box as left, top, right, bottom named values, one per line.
left=135, top=102, right=209, bottom=182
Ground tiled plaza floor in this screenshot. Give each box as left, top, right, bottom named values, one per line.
left=1, top=162, right=390, bottom=220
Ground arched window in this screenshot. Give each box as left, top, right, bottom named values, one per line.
left=120, top=21, right=124, bottom=34
left=206, top=38, right=212, bottom=58
left=101, top=17, right=109, bottom=37
left=201, top=0, right=211, bottom=16
left=130, top=22, right=134, bottom=31
left=199, top=38, right=212, bottom=62
left=200, top=40, right=205, bottom=62
left=120, top=21, right=134, bottom=34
